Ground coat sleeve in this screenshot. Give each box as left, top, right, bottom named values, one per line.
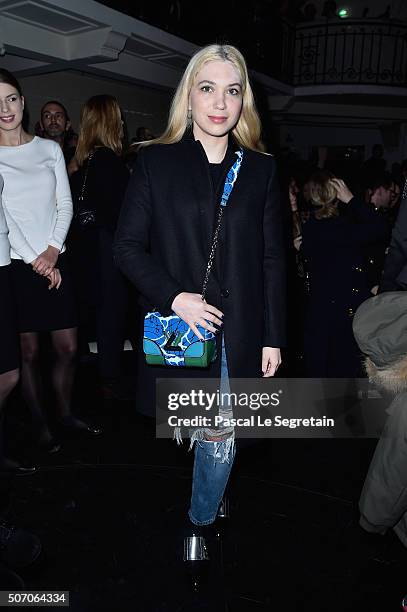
left=380, top=196, right=407, bottom=292
left=263, top=158, right=287, bottom=348
left=113, top=149, right=182, bottom=313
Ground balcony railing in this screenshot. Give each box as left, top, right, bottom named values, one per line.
left=282, top=19, right=407, bottom=87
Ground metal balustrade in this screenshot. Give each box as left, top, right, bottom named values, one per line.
left=282, top=19, right=407, bottom=87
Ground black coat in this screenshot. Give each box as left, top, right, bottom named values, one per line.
left=301, top=196, right=389, bottom=376
left=68, top=147, right=129, bottom=307
left=380, top=194, right=407, bottom=292
left=113, top=133, right=286, bottom=415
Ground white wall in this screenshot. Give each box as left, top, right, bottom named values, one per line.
left=19, top=70, right=173, bottom=139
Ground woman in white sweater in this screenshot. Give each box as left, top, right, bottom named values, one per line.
left=0, top=69, right=100, bottom=450
left=0, top=174, right=60, bottom=471
left=0, top=173, right=22, bottom=466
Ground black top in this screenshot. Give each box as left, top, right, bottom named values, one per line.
left=209, top=162, right=224, bottom=191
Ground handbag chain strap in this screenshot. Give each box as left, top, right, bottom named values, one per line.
left=201, top=148, right=243, bottom=300
left=78, top=151, right=94, bottom=203
left=403, top=177, right=407, bottom=202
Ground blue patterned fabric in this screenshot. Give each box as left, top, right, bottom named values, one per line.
left=143, top=312, right=216, bottom=366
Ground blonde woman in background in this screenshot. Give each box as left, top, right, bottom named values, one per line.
left=298, top=171, right=389, bottom=377
left=69, top=95, right=130, bottom=400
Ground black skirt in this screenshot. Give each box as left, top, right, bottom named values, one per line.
left=0, top=265, right=19, bottom=374
left=9, top=253, right=77, bottom=333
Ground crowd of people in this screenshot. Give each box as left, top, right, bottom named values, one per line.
left=0, top=43, right=286, bottom=578
left=0, top=40, right=407, bottom=583
left=279, top=143, right=406, bottom=378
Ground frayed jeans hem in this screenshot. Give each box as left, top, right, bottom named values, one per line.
left=187, top=509, right=217, bottom=526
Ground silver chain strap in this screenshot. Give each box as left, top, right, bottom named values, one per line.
left=78, top=152, right=94, bottom=202
left=201, top=206, right=224, bottom=301
left=199, top=149, right=243, bottom=301
left=403, top=177, right=407, bottom=202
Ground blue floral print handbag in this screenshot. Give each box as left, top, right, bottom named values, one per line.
left=143, top=149, right=243, bottom=367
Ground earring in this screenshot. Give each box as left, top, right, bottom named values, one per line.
left=187, top=108, right=192, bottom=120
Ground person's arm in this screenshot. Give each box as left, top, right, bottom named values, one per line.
left=113, top=149, right=183, bottom=314
left=263, top=157, right=287, bottom=351
left=33, top=143, right=73, bottom=275
left=2, top=199, right=38, bottom=264
left=49, top=143, right=73, bottom=251
left=321, top=178, right=391, bottom=246
left=380, top=195, right=407, bottom=291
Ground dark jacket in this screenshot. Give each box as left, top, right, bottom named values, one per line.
left=70, top=147, right=129, bottom=234
left=68, top=147, right=129, bottom=306
left=380, top=191, right=407, bottom=292
left=113, top=133, right=286, bottom=414
left=302, top=196, right=389, bottom=308
left=301, top=196, right=389, bottom=377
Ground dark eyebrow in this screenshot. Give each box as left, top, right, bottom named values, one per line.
left=197, top=80, right=242, bottom=87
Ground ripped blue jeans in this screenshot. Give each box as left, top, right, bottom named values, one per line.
left=188, top=336, right=236, bottom=526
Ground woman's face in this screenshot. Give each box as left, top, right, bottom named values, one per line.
left=189, top=60, right=243, bottom=141
left=0, top=83, right=24, bottom=133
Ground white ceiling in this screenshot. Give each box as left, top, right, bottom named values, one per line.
left=0, top=0, right=292, bottom=94
left=0, top=0, right=194, bottom=88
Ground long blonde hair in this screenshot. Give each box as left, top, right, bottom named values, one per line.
left=75, top=95, right=123, bottom=165
left=309, top=171, right=339, bottom=219
left=146, top=44, right=264, bottom=152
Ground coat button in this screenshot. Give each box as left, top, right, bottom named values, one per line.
left=221, top=288, right=229, bottom=298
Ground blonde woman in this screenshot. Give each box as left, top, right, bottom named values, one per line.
left=300, top=172, right=388, bottom=376
left=114, top=44, right=286, bottom=557
left=69, top=95, right=129, bottom=398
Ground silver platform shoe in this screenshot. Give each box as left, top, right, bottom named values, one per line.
left=183, top=535, right=209, bottom=561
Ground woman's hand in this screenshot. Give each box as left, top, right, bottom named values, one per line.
left=32, top=245, right=59, bottom=276
left=171, top=292, right=224, bottom=340
left=293, top=235, right=302, bottom=251
left=46, top=268, right=62, bottom=290
left=262, top=347, right=281, bottom=377
left=330, top=178, right=353, bottom=204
